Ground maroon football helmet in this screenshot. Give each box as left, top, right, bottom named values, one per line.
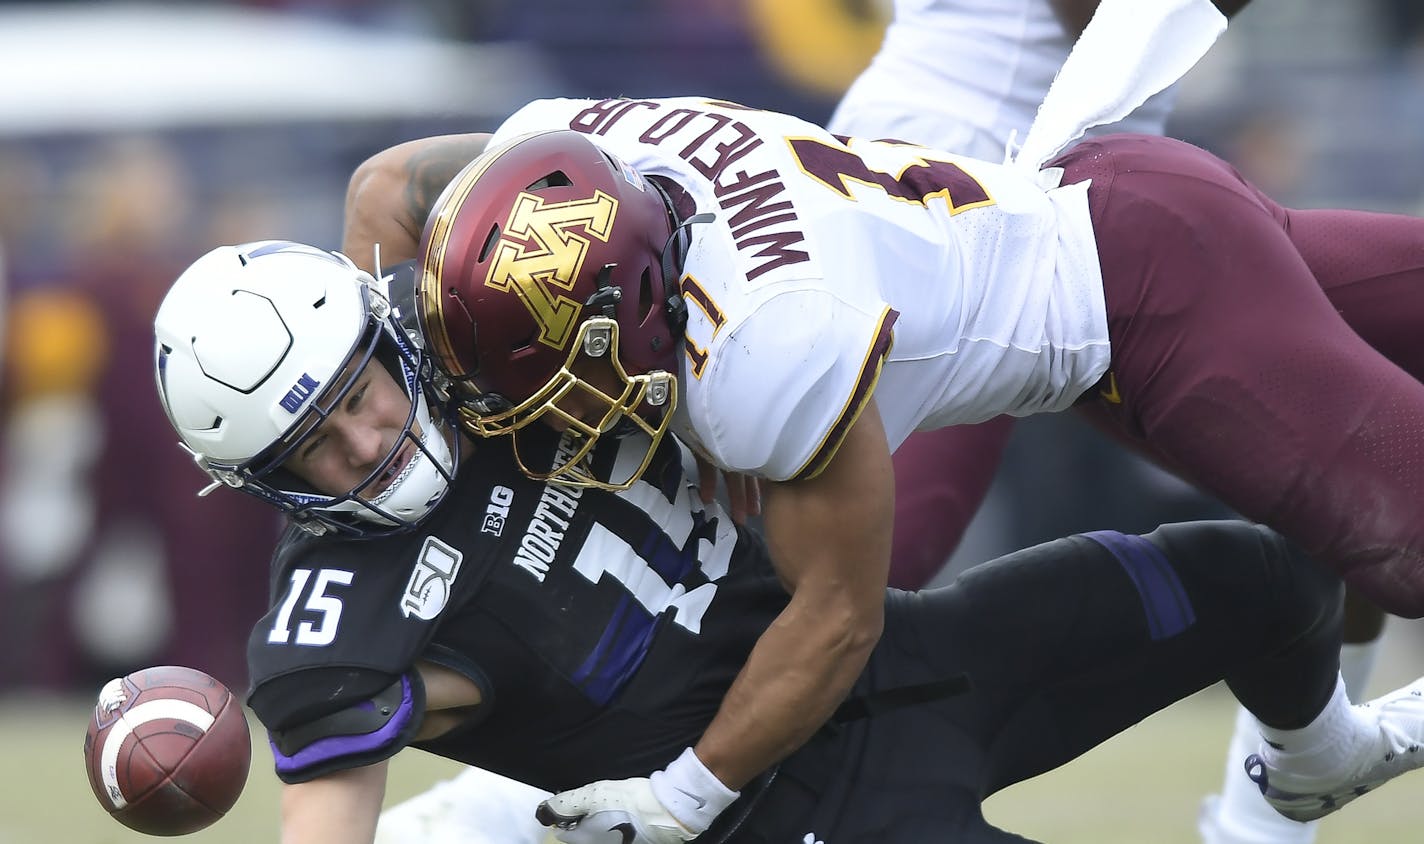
left=417, top=130, right=686, bottom=488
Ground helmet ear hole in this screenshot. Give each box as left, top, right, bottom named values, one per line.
left=477, top=223, right=501, bottom=263
left=638, top=268, right=654, bottom=322
left=527, top=171, right=572, bottom=191
left=505, top=330, right=538, bottom=363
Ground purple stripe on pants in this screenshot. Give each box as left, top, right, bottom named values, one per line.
left=1083, top=530, right=1196, bottom=640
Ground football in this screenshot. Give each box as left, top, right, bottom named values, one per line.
left=82, top=665, right=252, bottom=836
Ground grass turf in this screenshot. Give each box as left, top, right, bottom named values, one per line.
left=10, top=632, right=1422, bottom=843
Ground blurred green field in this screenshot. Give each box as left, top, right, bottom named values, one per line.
left=7, top=623, right=1423, bottom=843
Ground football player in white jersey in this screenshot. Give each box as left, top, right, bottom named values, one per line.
left=374, top=3, right=1264, bottom=836
left=315, top=69, right=1424, bottom=837
left=831, top=3, right=1375, bottom=843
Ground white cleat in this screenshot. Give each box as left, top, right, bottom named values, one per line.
left=1245, top=681, right=1424, bottom=822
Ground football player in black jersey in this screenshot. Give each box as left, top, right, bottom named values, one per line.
left=153, top=241, right=1424, bottom=844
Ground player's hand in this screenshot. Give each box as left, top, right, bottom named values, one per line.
left=536, top=749, right=738, bottom=844
left=694, top=453, right=762, bottom=524
left=536, top=777, right=690, bottom=844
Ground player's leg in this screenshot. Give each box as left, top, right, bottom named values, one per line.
left=738, top=525, right=1285, bottom=844
left=1055, top=138, right=1424, bottom=836
left=1245, top=171, right=1424, bottom=709
left=871, top=521, right=1341, bottom=777
left=1200, top=703, right=1319, bottom=844
left=1234, top=191, right=1423, bottom=807
left=1262, top=205, right=1424, bottom=381
left=1337, top=591, right=1386, bottom=701
left=1198, top=588, right=1385, bottom=844
left=768, top=521, right=1375, bottom=842
left=888, top=418, right=1014, bottom=589
left=1068, top=191, right=1413, bottom=837
left=1056, top=134, right=1424, bottom=618
left=868, top=519, right=1420, bottom=830
left=942, top=522, right=1344, bottom=792
left=1070, top=422, right=1357, bottom=844
left=948, top=520, right=1424, bottom=823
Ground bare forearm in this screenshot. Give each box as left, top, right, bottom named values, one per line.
left=694, top=586, right=880, bottom=789
left=280, top=761, right=387, bottom=844
left=693, top=406, right=894, bottom=789
left=341, top=133, right=492, bottom=272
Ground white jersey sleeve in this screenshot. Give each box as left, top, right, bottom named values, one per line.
left=674, top=216, right=897, bottom=480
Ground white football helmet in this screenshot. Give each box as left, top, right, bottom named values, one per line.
left=154, top=240, right=459, bottom=536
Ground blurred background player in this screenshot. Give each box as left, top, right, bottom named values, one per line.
left=830, top=3, right=1381, bottom=843
left=0, top=136, right=276, bottom=695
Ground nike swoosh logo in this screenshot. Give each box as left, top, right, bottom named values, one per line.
left=1098, top=371, right=1123, bottom=404
left=674, top=786, right=708, bottom=810
left=611, top=821, right=636, bottom=844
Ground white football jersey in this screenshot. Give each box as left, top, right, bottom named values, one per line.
left=828, top=0, right=1178, bottom=162
left=491, top=97, right=1109, bottom=481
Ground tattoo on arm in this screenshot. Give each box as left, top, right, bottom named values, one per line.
left=401, top=138, right=490, bottom=243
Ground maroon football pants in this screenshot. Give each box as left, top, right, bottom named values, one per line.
left=891, top=136, right=1424, bottom=613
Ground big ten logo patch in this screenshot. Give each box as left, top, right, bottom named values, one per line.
left=483, top=485, right=515, bottom=535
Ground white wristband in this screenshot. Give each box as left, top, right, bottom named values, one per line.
left=648, top=747, right=740, bottom=834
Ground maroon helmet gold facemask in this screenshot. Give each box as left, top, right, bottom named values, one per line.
left=417, top=130, right=697, bottom=489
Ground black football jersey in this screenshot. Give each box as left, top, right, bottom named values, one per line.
left=246, top=428, right=787, bottom=790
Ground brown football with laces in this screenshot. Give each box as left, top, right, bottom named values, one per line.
left=82, top=665, right=251, bottom=836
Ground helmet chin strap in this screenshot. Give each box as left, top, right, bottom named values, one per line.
left=584, top=264, right=622, bottom=318
left=657, top=212, right=715, bottom=340
left=647, top=175, right=715, bottom=342
left=577, top=183, right=713, bottom=373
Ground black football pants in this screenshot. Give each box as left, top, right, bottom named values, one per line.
left=716, top=520, right=1344, bottom=843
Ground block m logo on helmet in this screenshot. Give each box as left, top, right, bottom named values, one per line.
left=413, top=129, right=684, bottom=489
left=484, top=189, right=618, bottom=351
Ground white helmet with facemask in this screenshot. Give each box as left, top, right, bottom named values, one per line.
left=154, top=240, right=458, bottom=536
